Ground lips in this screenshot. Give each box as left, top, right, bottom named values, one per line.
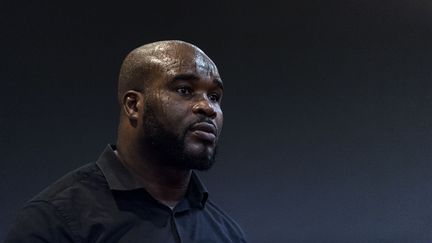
left=189, top=122, right=217, bottom=142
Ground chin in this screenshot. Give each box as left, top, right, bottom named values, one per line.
left=182, top=144, right=217, bottom=171
left=189, top=159, right=214, bottom=171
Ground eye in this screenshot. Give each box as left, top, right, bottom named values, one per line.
left=208, top=93, right=221, bottom=102
left=176, top=86, right=192, bottom=95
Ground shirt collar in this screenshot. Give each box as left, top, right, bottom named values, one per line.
left=96, top=144, right=209, bottom=208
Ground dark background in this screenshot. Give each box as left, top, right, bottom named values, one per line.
left=1, top=1, right=432, bottom=242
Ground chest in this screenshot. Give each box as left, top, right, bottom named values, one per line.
left=76, top=207, right=237, bottom=243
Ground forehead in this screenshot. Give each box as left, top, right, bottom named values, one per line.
left=151, top=46, right=221, bottom=81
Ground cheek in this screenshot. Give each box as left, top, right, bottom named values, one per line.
left=216, top=111, right=224, bottom=134
left=160, top=99, right=191, bottom=129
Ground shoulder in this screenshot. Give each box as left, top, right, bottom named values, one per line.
left=31, top=162, right=107, bottom=203
left=205, top=199, right=248, bottom=242
left=28, top=162, right=110, bottom=215
left=24, top=162, right=113, bottom=227
left=27, top=162, right=112, bottom=221
left=5, top=200, right=77, bottom=242
left=5, top=163, right=106, bottom=242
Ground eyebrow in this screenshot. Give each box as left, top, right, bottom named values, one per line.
left=171, top=74, right=224, bottom=90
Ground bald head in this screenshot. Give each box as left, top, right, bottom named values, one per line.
left=117, top=40, right=216, bottom=103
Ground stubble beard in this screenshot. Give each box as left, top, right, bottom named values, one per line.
left=141, top=104, right=217, bottom=171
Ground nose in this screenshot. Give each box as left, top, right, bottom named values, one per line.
left=192, top=97, right=217, bottom=118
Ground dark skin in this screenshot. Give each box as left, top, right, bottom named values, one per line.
left=116, top=41, right=223, bottom=208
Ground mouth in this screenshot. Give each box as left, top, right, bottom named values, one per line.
left=189, top=122, right=217, bottom=142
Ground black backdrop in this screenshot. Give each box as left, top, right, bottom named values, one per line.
left=1, top=1, right=432, bottom=242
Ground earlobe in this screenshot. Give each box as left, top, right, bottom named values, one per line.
left=122, top=91, right=142, bottom=120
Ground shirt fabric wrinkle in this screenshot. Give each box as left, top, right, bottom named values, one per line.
left=5, top=144, right=247, bottom=243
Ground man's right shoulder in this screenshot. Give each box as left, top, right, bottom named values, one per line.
left=5, top=162, right=110, bottom=243
left=30, top=162, right=108, bottom=204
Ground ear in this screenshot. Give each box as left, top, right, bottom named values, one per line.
left=122, top=90, right=143, bottom=121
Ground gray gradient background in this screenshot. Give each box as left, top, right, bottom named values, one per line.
left=1, top=1, right=432, bottom=242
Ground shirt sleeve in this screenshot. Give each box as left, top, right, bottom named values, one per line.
left=4, top=201, right=76, bottom=243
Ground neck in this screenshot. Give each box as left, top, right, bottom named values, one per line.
left=115, top=141, right=191, bottom=209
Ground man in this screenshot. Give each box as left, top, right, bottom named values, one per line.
left=6, top=40, right=247, bottom=242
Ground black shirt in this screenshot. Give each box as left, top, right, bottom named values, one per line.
left=5, top=145, right=247, bottom=243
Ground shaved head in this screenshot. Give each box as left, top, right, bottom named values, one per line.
left=117, top=40, right=215, bottom=103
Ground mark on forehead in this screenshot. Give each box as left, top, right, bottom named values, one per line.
left=195, top=53, right=211, bottom=69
